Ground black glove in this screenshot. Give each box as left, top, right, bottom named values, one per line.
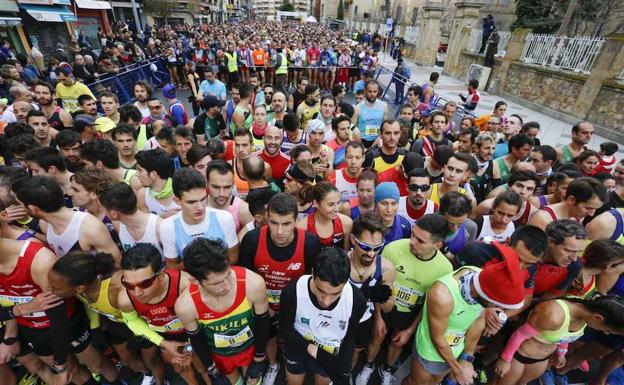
left=369, top=284, right=392, bottom=304
left=245, top=359, right=268, bottom=382
left=207, top=362, right=231, bottom=385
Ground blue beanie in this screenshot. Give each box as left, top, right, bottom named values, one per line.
left=375, top=182, right=400, bottom=204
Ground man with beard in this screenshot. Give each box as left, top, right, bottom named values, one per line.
left=77, top=95, right=99, bottom=119
left=349, top=213, right=396, bottom=385
left=100, top=91, right=120, bottom=125
left=471, top=132, right=496, bottom=202
left=296, top=84, right=320, bottom=131
left=198, top=67, right=227, bottom=101
left=352, top=80, right=390, bottom=148
left=288, top=76, right=308, bottom=112
left=366, top=214, right=453, bottom=385
left=258, top=125, right=290, bottom=184
left=239, top=192, right=321, bottom=385
left=326, top=141, right=365, bottom=200
left=411, top=111, right=452, bottom=157
left=397, top=168, right=438, bottom=225
left=56, top=130, right=84, bottom=172
left=34, top=81, right=73, bottom=131
left=493, top=114, right=523, bottom=159
left=26, top=110, right=54, bottom=147
left=248, top=71, right=265, bottom=107
left=194, top=96, right=226, bottom=145
left=54, top=64, right=95, bottom=114
left=205, top=160, right=253, bottom=232
left=557, top=121, right=594, bottom=164
left=132, top=80, right=152, bottom=118
left=267, top=91, right=287, bottom=127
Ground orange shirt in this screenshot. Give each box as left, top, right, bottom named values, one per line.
left=252, top=49, right=266, bottom=66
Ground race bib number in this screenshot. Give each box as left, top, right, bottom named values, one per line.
left=364, top=125, right=380, bottom=137
left=321, top=59, right=328, bottom=66
left=444, top=331, right=466, bottom=347
left=304, top=333, right=340, bottom=355
left=393, top=284, right=423, bottom=309
left=150, top=318, right=184, bottom=333
left=267, top=289, right=282, bottom=304
left=0, top=294, right=45, bottom=318
left=214, top=325, right=253, bottom=348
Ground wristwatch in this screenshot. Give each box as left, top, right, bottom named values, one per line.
left=1, top=337, right=17, bottom=345
left=459, top=352, right=475, bottom=363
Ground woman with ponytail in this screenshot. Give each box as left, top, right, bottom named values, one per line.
left=296, top=181, right=353, bottom=250
left=565, top=239, right=624, bottom=298
left=49, top=251, right=154, bottom=382
left=491, top=295, right=624, bottom=385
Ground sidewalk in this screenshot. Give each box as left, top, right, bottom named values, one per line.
left=375, top=52, right=624, bottom=159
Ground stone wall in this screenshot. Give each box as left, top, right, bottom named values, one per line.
left=454, top=50, right=503, bottom=88
left=500, top=62, right=587, bottom=116
left=587, top=81, right=624, bottom=134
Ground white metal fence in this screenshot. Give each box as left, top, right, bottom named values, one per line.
left=520, top=33, right=605, bottom=74
left=467, top=29, right=511, bottom=57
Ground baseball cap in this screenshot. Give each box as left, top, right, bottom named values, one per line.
left=162, top=84, right=177, bottom=99
left=203, top=95, right=226, bottom=109
left=74, top=114, right=96, bottom=131
left=95, top=117, right=116, bottom=133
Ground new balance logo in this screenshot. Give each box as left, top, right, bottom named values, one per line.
left=287, top=263, right=302, bottom=270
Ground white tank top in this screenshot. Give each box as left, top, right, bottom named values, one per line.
left=335, top=170, right=358, bottom=201
left=144, top=189, right=180, bottom=216
left=119, top=214, right=163, bottom=255
left=477, top=216, right=515, bottom=243
left=293, top=275, right=353, bottom=355
left=46, top=210, right=87, bottom=257
left=397, top=197, right=436, bottom=226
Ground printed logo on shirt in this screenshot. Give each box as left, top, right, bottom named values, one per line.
left=287, top=263, right=302, bottom=271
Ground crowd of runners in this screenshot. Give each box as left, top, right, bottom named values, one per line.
left=0, top=18, right=623, bottom=385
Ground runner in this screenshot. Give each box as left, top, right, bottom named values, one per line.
left=378, top=152, right=423, bottom=197
left=175, top=237, right=270, bottom=385
left=411, top=112, right=453, bottom=157
left=374, top=182, right=412, bottom=244
left=557, top=121, right=594, bottom=164
left=296, top=182, right=352, bottom=249
left=364, top=120, right=406, bottom=173
left=80, top=138, right=142, bottom=190
left=239, top=192, right=321, bottom=385
left=34, top=81, right=73, bottom=131
left=340, top=169, right=377, bottom=220
left=100, top=182, right=163, bottom=253
left=430, top=152, right=477, bottom=208
left=475, top=191, right=523, bottom=243
left=14, top=175, right=121, bottom=261
left=397, top=168, right=438, bottom=225
left=279, top=247, right=367, bottom=385
left=352, top=80, right=390, bottom=148
left=325, top=115, right=352, bottom=169
left=117, top=243, right=206, bottom=385
left=492, top=134, right=533, bottom=185
left=205, top=159, right=253, bottom=232
left=529, top=177, right=607, bottom=230
left=326, top=141, right=365, bottom=201
left=24, top=147, right=73, bottom=207
left=439, top=192, right=478, bottom=258
left=136, top=148, right=180, bottom=217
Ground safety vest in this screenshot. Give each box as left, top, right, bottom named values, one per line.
left=276, top=53, right=288, bottom=75
left=225, top=52, right=238, bottom=73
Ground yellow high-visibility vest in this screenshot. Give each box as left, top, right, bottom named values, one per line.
left=225, top=52, right=238, bottom=73
left=275, top=53, right=288, bottom=75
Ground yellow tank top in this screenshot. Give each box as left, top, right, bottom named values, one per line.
left=430, top=183, right=468, bottom=205
left=77, top=277, right=124, bottom=323
left=300, top=103, right=320, bottom=130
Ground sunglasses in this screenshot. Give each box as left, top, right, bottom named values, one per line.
left=353, top=236, right=384, bottom=254
left=122, top=271, right=160, bottom=290
left=408, top=184, right=431, bottom=192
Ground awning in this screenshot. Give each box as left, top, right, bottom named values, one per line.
left=0, top=16, right=22, bottom=25
left=20, top=4, right=76, bottom=21
left=18, top=0, right=71, bottom=5
left=75, top=0, right=111, bottom=9
left=0, top=0, right=19, bottom=13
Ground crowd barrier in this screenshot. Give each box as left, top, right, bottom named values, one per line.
left=86, top=56, right=171, bottom=107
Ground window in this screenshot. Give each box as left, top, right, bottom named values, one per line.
left=354, top=5, right=358, bottom=16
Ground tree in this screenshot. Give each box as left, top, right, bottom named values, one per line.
left=337, top=0, right=344, bottom=20
left=279, top=1, right=295, bottom=11
left=143, top=0, right=179, bottom=24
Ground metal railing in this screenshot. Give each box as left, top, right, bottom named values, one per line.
left=520, top=33, right=605, bottom=74
left=467, top=29, right=512, bottom=57
left=86, top=56, right=171, bottom=107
